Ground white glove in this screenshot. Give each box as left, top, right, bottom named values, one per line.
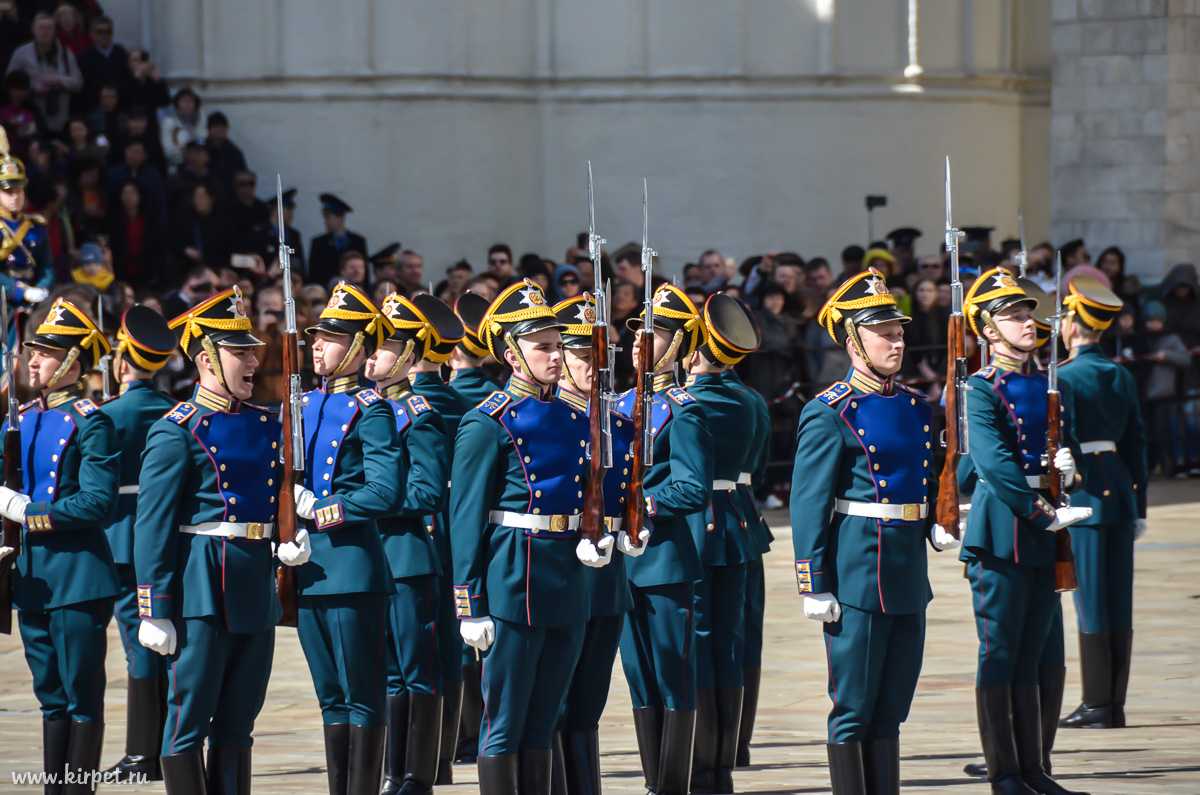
left=575, top=535, right=615, bottom=568
left=1134, top=518, right=1148, bottom=539
left=460, top=616, right=495, bottom=652
left=293, top=484, right=317, bottom=521
left=21, top=286, right=48, bottom=304
left=1054, top=448, right=1077, bottom=485
left=930, top=523, right=960, bottom=551
left=1046, top=505, right=1092, bottom=532
left=0, top=545, right=14, bottom=563
left=802, top=592, right=841, bottom=623
left=137, top=618, right=177, bottom=656
left=0, top=485, right=30, bottom=524
left=277, top=528, right=311, bottom=566
left=617, top=527, right=651, bottom=557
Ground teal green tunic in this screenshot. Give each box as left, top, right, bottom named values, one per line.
left=724, top=371, right=773, bottom=553
left=449, top=367, right=502, bottom=408
left=377, top=389, right=445, bottom=579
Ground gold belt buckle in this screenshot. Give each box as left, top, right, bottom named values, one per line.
left=246, top=522, right=264, bottom=540
left=900, top=504, right=921, bottom=522
left=549, top=515, right=568, bottom=533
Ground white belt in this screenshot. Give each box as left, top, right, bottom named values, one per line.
left=489, top=510, right=581, bottom=533
left=712, top=480, right=738, bottom=491
left=834, top=499, right=927, bottom=521
left=118, top=485, right=139, bottom=495
left=180, top=522, right=274, bottom=540
left=736, top=472, right=752, bottom=485
left=1081, top=441, right=1117, bottom=455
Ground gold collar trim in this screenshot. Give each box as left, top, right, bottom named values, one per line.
left=652, top=371, right=677, bottom=393
left=45, top=384, right=83, bottom=409
left=382, top=381, right=413, bottom=401
left=507, top=373, right=544, bottom=400
left=195, top=385, right=234, bottom=412
left=991, top=352, right=1028, bottom=373
left=558, top=387, right=588, bottom=412
left=326, top=374, right=361, bottom=394
left=848, top=368, right=891, bottom=395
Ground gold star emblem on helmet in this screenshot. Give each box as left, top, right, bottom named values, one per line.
left=575, top=303, right=595, bottom=325
left=518, top=285, right=544, bottom=307
left=863, top=276, right=888, bottom=296
left=46, top=301, right=67, bottom=325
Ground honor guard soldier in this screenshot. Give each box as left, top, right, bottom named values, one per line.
left=308, top=194, right=368, bottom=289
left=552, top=294, right=645, bottom=795
left=371, top=292, right=462, bottom=795
left=100, top=305, right=177, bottom=783
left=615, top=284, right=710, bottom=795
left=0, top=127, right=52, bottom=320
left=449, top=291, right=504, bottom=405
left=790, top=270, right=958, bottom=795
left=294, top=282, right=402, bottom=795
left=960, top=269, right=1091, bottom=795
left=449, top=279, right=613, bottom=795
left=683, top=293, right=761, bottom=794
left=1057, top=278, right=1147, bottom=731
left=0, top=298, right=120, bottom=791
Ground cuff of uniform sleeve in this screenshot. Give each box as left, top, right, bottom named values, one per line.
left=1025, top=496, right=1055, bottom=531
left=313, top=496, right=345, bottom=531
left=24, top=503, right=53, bottom=532
left=136, top=585, right=172, bottom=619
left=454, top=584, right=487, bottom=619
left=644, top=494, right=657, bottom=518
left=795, top=559, right=826, bottom=595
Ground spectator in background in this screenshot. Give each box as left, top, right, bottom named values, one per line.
left=68, top=240, right=112, bottom=291
left=613, top=244, right=643, bottom=288
left=487, top=242, right=514, bottom=285
left=159, top=86, right=201, bottom=171
left=466, top=272, right=499, bottom=303
left=0, top=1, right=22, bottom=73
left=519, top=255, right=551, bottom=297
left=68, top=156, right=105, bottom=236
left=839, top=244, right=865, bottom=280
left=123, top=47, right=168, bottom=118
left=169, top=182, right=231, bottom=269
left=1139, top=301, right=1193, bottom=477
left=77, top=14, right=129, bottom=109
left=0, top=69, right=44, bottom=147
left=904, top=277, right=947, bottom=398
left=556, top=265, right=581, bottom=300
left=160, top=263, right=217, bottom=318
left=108, top=178, right=165, bottom=286
left=167, top=140, right=209, bottom=212
left=398, top=248, right=424, bottom=293
left=106, top=136, right=166, bottom=226
left=204, top=110, right=246, bottom=198
left=697, top=248, right=727, bottom=292
left=307, top=192, right=365, bottom=287
left=1061, top=237, right=1090, bottom=268
left=86, top=80, right=119, bottom=144
left=441, top=259, right=471, bottom=301
left=227, top=169, right=266, bottom=253
left=1096, top=245, right=1137, bottom=302
left=54, top=3, right=91, bottom=56
left=6, top=12, right=82, bottom=133
left=334, top=249, right=368, bottom=291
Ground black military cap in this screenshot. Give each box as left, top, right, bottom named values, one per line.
left=305, top=281, right=391, bottom=354
left=553, top=293, right=596, bottom=349
left=455, top=291, right=491, bottom=359
left=964, top=267, right=1037, bottom=338
left=370, top=242, right=401, bottom=268
left=1016, top=277, right=1053, bottom=348
left=886, top=227, right=922, bottom=247
left=319, top=193, right=353, bottom=216
left=626, top=284, right=704, bottom=363
left=817, top=268, right=909, bottom=345
left=116, top=304, right=175, bottom=372
left=1063, top=275, right=1123, bottom=332
left=962, top=226, right=995, bottom=253
left=280, top=188, right=297, bottom=209
left=170, top=286, right=264, bottom=358
left=701, top=293, right=760, bottom=365
left=381, top=292, right=464, bottom=364
left=480, top=279, right=562, bottom=360
left=25, top=297, right=110, bottom=371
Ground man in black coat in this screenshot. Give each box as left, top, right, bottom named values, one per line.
left=308, top=192, right=366, bottom=287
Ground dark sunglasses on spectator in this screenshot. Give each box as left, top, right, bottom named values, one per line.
left=95, top=27, right=113, bottom=36
left=188, top=281, right=213, bottom=293
left=489, top=257, right=509, bottom=265
left=919, top=262, right=941, bottom=269
left=560, top=277, right=579, bottom=286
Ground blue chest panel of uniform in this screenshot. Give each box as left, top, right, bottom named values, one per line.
left=302, top=389, right=361, bottom=495
left=2, top=216, right=45, bottom=271
left=498, top=397, right=588, bottom=514
left=17, top=408, right=75, bottom=501
left=994, top=371, right=1048, bottom=475
left=838, top=390, right=932, bottom=508
left=603, top=410, right=637, bottom=518
left=614, top=390, right=674, bottom=438
left=193, top=408, right=281, bottom=523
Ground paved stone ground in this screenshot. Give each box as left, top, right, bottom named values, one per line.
left=0, top=479, right=1197, bottom=793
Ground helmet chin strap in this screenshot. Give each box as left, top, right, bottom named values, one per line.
left=561, top=349, right=588, bottom=394
left=385, top=340, right=415, bottom=382
left=981, top=310, right=1037, bottom=355
left=200, top=336, right=229, bottom=393
left=843, top=318, right=891, bottom=382
left=330, top=332, right=365, bottom=377
left=653, top=330, right=684, bottom=373
left=505, top=330, right=556, bottom=389
left=45, top=347, right=81, bottom=391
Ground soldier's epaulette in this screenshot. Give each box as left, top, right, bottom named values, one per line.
left=478, top=390, right=511, bottom=418
left=72, top=398, right=99, bottom=417
left=974, top=365, right=997, bottom=381
left=19, top=398, right=37, bottom=413
left=406, top=395, right=431, bottom=416
left=665, top=386, right=695, bottom=406
left=816, top=381, right=851, bottom=407
left=27, top=212, right=46, bottom=224
left=164, top=401, right=197, bottom=425
left=355, top=387, right=382, bottom=407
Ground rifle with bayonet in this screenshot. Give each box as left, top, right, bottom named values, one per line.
left=621, top=180, right=654, bottom=549
left=275, top=175, right=305, bottom=627
left=97, top=294, right=113, bottom=400
left=1046, top=249, right=1078, bottom=593
left=580, top=162, right=614, bottom=544
left=1015, top=210, right=1028, bottom=279
left=0, top=288, right=21, bottom=633
left=936, top=157, right=969, bottom=540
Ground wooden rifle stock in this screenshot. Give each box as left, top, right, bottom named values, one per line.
left=935, top=313, right=963, bottom=539
left=622, top=335, right=652, bottom=547
left=579, top=326, right=607, bottom=543
left=275, top=329, right=300, bottom=626
left=1045, top=391, right=1077, bottom=592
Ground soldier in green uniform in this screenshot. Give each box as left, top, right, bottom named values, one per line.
left=551, top=293, right=645, bottom=795
left=790, top=269, right=959, bottom=795
left=294, top=281, right=403, bottom=795
left=450, top=291, right=503, bottom=405
left=615, top=284, right=710, bottom=795
left=99, top=306, right=177, bottom=783
left=135, top=286, right=311, bottom=792
left=450, top=279, right=614, bottom=795
left=370, top=291, right=463, bottom=795
left=684, top=293, right=761, bottom=794
left=0, top=127, right=52, bottom=338
left=960, top=268, right=1091, bottom=795
left=1057, top=278, right=1147, bottom=731
left=0, top=297, right=119, bottom=792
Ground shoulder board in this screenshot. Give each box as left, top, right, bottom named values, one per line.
left=478, top=390, right=511, bottom=418
left=27, top=212, right=46, bottom=224
left=816, top=381, right=852, bottom=407
left=164, top=402, right=197, bottom=425
left=72, top=398, right=99, bottom=417
left=19, top=398, right=38, bottom=413
left=665, top=386, right=695, bottom=406
left=973, top=365, right=997, bottom=381
left=355, top=388, right=382, bottom=407
left=406, top=394, right=432, bottom=416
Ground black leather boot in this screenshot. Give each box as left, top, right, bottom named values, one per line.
left=381, top=694, right=409, bottom=795
left=1039, top=666, right=1066, bottom=774
left=562, top=730, right=601, bottom=795
left=1012, top=686, right=1088, bottom=795
left=348, top=725, right=386, bottom=795
left=456, top=661, right=483, bottom=763
left=205, top=745, right=252, bottom=795
left=63, top=719, right=103, bottom=795
left=436, top=682, right=462, bottom=784
left=657, top=709, right=696, bottom=795
left=398, top=692, right=441, bottom=795
left=735, top=668, right=760, bottom=768
left=691, top=690, right=717, bottom=794
left=550, top=733, right=567, bottom=795
left=519, top=748, right=553, bottom=795
left=713, top=688, right=742, bottom=793
left=976, top=686, right=1037, bottom=795
left=964, top=761, right=988, bottom=777
left=43, top=718, right=70, bottom=795
left=632, top=707, right=663, bottom=793
left=323, top=724, right=350, bottom=795
left=477, top=754, right=519, bottom=795
left=161, top=749, right=207, bottom=795
left=106, top=675, right=164, bottom=782
left=825, top=742, right=866, bottom=795
left=1059, top=634, right=1112, bottom=729
left=1110, top=631, right=1133, bottom=728
left=863, top=737, right=899, bottom=795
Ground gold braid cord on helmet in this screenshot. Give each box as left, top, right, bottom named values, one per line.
left=168, top=287, right=259, bottom=391
left=815, top=268, right=898, bottom=378
left=382, top=294, right=454, bottom=365
left=33, top=299, right=111, bottom=389
left=648, top=286, right=703, bottom=371
left=481, top=280, right=558, bottom=383
left=115, top=326, right=172, bottom=374
left=964, top=268, right=1037, bottom=353
left=318, top=284, right=391, bottom=376
left=1063, top=277, right=1122, bottom=332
